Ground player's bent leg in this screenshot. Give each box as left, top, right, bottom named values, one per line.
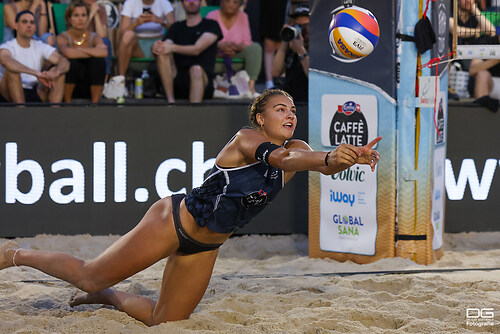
left=2, top=197, right=180, bottom=293
left=69, top=249, right=219, bottom=326
left=151, top=250, right=219, bottom=324
left=70, top=288, right=157, bottom=325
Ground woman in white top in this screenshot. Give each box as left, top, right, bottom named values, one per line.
left=117, top=0, right=175, bottom=76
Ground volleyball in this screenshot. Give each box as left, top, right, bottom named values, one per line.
left=328, top=6, right=380, bottom=62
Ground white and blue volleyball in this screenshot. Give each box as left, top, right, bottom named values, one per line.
left=329, top=6, right=380, bottom=62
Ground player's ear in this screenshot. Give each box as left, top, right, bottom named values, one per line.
left=256, top=113, right=264, bottom=126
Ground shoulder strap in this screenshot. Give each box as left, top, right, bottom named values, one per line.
left=89, top=32, right=96, bottom=45
left=61, top=31, right=72, bottom=44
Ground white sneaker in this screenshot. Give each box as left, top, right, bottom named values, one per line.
left=265, top=80, right=274, bottom=89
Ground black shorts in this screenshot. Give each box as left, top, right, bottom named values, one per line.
left=174, top=68, right=214, bottom=100
left=171, top=194, right=222, bottom=255
left=24, top=88, right=43, bottom=103
left=0, top=87, right=42, bottom=103
left=66, top=58, right=106, bottom=85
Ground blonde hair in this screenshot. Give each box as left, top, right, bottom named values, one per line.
left=248, top=89, right=294, bottom=128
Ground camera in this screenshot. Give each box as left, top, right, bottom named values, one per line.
left=280, top=25, right=302, bottom=42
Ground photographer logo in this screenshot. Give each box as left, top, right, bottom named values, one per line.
left=466, top=308, right=495, bottom=327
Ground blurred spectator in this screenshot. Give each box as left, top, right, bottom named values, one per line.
left=271, top=4, right=309, bottom=102
left=171, top=0, right=207, bottom=21
left=468, top=59, right=500, bottom=111
left=56, top=1, right=107, bottom=103
left=152, top=0, right=222, bottom=103
left=259, top=0, right=287, bottom=89
left=477, top=0, right=500, bottom=10
left=450, top=0, right=500, bottom=111
left=0, top=10, right=68, bottom=103
left=3, top=0, right=55, bottom=45
left=117, top=0, right=175, bottom=76
left=206, top=0, right=261, bottom=97
left=450, top=0, right=499, bottom=45
left=81, top=0, right=112, bottom=78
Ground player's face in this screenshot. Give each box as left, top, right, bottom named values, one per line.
left=15, top=14, right=37, bottom=39
left=70, top=6, right=89, bottom=30
left=183, top=0, right=202, bottom=14
left=259, top=95, right=297, bottom=142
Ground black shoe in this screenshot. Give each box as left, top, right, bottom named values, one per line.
left=474, top=95, right=499, bottom=112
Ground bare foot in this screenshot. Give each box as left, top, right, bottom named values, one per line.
left=0, top=241, right=20, bottom=270
left=70, top=288, right=113, bottom=307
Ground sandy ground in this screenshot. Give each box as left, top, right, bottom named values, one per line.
left=1, top=232, right=499, bottom=333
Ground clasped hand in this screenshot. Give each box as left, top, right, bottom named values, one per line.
left=152, top=40, right=173, bottom=55
left=37, top=69, right=59, bottom=89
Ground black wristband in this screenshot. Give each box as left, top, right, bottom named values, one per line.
left=325, top=151, right=331, bottom=167
left=298, top=52, right=308, bottom=60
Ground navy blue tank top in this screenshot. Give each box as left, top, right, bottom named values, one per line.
left=185, top=162, right=284, bottom=233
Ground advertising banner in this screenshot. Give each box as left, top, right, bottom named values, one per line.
left=309, top=0, right=397, bottom=263
left=319, top=94, right=378, bottom=255
left=432, top=92, right=447, bottom=250
left=0, top=104, right=309, bottom=237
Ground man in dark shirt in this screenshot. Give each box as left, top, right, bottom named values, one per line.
left=271, top=5, right=309, bottom=102
left=153, top=0, right=222, bottom=103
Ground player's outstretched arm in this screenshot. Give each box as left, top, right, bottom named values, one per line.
left=268, top=137, right=382, bottom=175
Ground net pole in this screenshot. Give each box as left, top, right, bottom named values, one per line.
left=453, top=0, right=458, bottom=59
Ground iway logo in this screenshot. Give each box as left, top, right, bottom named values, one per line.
left=445, top=159, right=498, bottom=200
left=329, top=190, right=355, bottom=206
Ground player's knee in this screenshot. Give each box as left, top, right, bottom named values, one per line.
left=148, top=313, right=189, bottom=326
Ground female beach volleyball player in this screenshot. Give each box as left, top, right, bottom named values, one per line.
left=0, top=89, right=381, bottom=326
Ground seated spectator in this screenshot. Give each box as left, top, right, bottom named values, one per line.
left=152, top=0, right=222, bottom=103
left=117, top=0, right=175, bottom=76
left=206, top=0, right=262, bottom=98
left=171, top=0, right=208, bottom=21
left=56, top=1, right=107, bottom=103
left=3, top=0, right=55, bottom=45
left=82, top=0, right=112, bottom=79
left=271, top=5, right=309, bottom=102
left=0, top=10, right=68, bottom=104
left=450, top=0, right=499, bottom=45
left=468, top=59, right=500, bottom=111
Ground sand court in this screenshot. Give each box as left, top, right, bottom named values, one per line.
left=1, top=232, right=499, bottom=333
